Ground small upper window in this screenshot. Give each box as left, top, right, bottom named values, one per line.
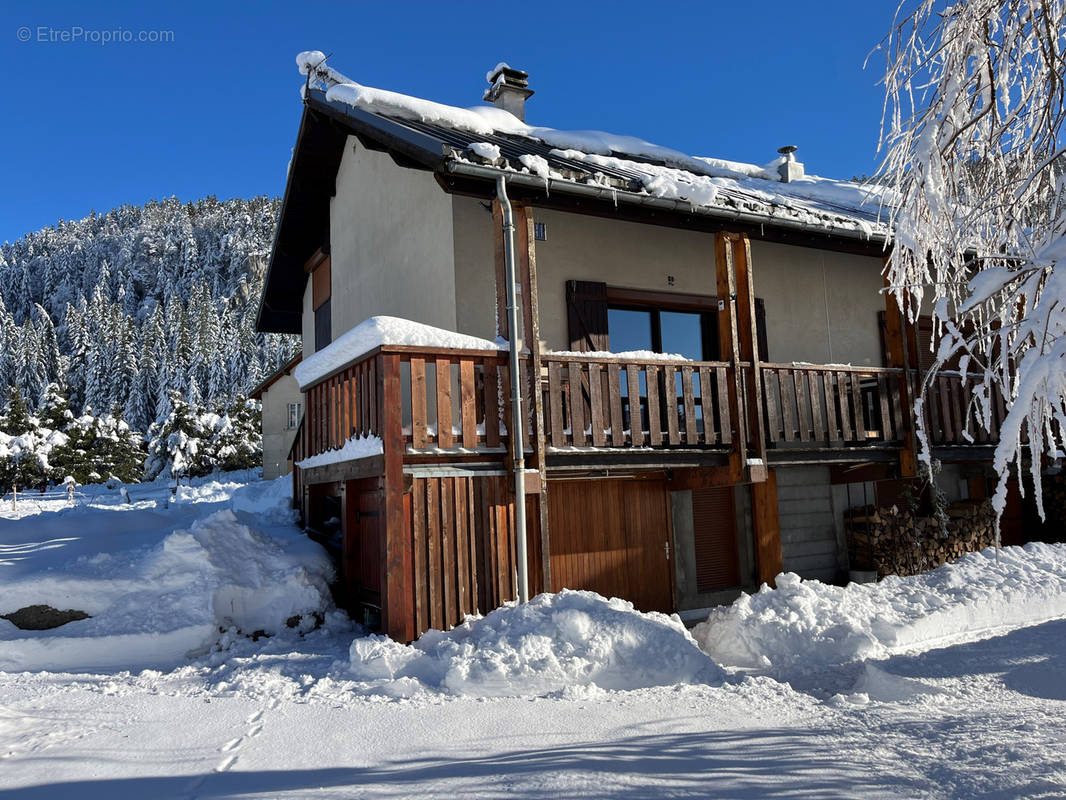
left=286, top=402, right=302, bottom=430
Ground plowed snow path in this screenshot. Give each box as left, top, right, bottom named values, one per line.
left=3, top=619, right=1066, bottom=799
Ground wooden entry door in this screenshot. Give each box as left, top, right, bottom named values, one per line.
left=547, top=478, right=673, bottom=612
left=343, top=479, right=382, bottom=602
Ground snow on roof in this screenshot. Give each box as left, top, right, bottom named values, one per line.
left=296, top=51, right=893, bottom=239
left=293, top=316, right=502, bottom=389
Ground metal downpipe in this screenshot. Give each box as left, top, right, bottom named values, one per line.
left=496, top=176, right=530, bottom=603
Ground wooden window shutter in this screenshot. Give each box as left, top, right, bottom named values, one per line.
left=916, top=316, right=936, bottom=372
left=566, top=280, right=609, bottom=352
left=692, top=487, right=740, bottom=592
left=754, top=298, right=768, bottom=362
left=312, top=257, right=331, bottom=311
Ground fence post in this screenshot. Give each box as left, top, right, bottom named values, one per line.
left=12, top=484, right=17, bottom=514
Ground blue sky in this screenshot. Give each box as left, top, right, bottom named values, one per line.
left=1, top=1, right=901, bottom=244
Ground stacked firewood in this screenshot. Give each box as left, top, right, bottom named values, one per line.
left=845, top=499, right=997, bottom=579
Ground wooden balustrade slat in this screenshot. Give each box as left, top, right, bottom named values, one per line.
left=780, top=370, right=796, bottom=443
left=548, top=361, right=564, bottom=448
left=764, top=369, right=781, bottom=443
left=939, top=376, right=953, bottom=443
left=877, top=375, right=893, bottom=442
left=608, top=363, right=625, bottom=446
left=793, top=370, right=810, bottom=442
left=716, top=367, right=732, bottom=445
left=823, top=370, right=840, bottom=441
left=588, top=363, right=606, bottom=447
left=850, top=374, right=866, bottom=440
left=484, top=361, right=501, bottom=448
left=646, top=366, right=662, bottom=446
left=627, top=364, right=644, bottom=446
left=368, top=360, right=378, bottom=438
left=569, top=361, right=586, bottom=446
left=436, top=359, right=453, bottom=449
left=927, top=376, right=942, bottom=443
left=698, top=367, right=714, bottom=444
left=520, top=359, right=532, bottom=449
left=664, top=366, right=681, bottom=445
left=411, top=358, right=428, bottom=449
left=460, top=360, right=477, bottom=449
left=949, top=376, right=964, bottom=443
left=889, top=374, right=905, bottom=442
left=500, top=364, right=512, bottom=452
left=836, top=372, right=853, bottom=441
left=808, top=371, right=826, bottom=442
left=682, top=367, right=698, bottom=444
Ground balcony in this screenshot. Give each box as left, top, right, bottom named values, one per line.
left=292, top=346, right=1002, bottom=478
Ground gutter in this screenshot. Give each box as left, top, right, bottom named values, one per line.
left=447, top=161, right=890, bottom=247
left=496, top=176, right=530, bottom=604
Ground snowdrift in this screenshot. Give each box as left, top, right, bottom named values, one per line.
left=694, top=542, right=1066, bottom=682
left=0, top=477, right=334, bottom=673
left=349, top=590, right=724, bottom=697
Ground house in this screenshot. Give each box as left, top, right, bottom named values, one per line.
left=250, top=354, right=302, bottom=480
left=256, top=54, right=1002, bottom=641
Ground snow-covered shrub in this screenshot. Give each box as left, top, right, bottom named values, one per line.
left=144, top=390, right=262, bottom=480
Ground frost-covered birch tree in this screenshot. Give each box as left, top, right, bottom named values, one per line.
left=878, top=0, right=1066, bottom=521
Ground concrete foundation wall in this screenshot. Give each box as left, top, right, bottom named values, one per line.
left=776, top=466, right=847, bottom=582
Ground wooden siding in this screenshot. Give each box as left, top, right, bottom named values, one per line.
left=403, top=475, right=542, bottom=639
left=547, top=478, right=673, bottom=613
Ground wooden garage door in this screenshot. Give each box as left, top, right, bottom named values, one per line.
left=547, top=478, right=673, bottom=612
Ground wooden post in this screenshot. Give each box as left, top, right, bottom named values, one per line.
left=732, top=234, right=768, bottom=480
left=750, top=469, right=783, bottom=586
left=883, top=266, right=918, bottom=478
left=378, top=353, right=413, bottom=642
left=516, top=203, right=551, bottom=594
left=714, top=233, right=746, bottom=484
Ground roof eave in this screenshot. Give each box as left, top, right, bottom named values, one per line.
left=442, top=160, right=891, bottom=252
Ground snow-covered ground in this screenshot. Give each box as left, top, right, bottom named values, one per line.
left=2, top=474, right=1066, bottom=798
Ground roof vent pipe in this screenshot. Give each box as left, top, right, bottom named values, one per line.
left=777, top=145, right=804, bottom=183
left=484, top=63, right=534, bottom=122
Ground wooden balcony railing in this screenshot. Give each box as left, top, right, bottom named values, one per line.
left=301, top=345, right=526, bottom=465
left=298, top=344, right=1004, bottom=470
left=756, top=364, right=910, bottom=447
left=924, top=372, right=1007, bottom=446
left=542, top=354, right=734, bottom=449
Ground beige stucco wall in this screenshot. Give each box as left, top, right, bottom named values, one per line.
left=751, top=241, right=885, bottom=366
left=529, top=208, right=886, bottom=365
left=261, top=372, right=302, bottom=480
left=302, top=135, right=459, bottom=356
left=451, top=195, right=497, bottom=340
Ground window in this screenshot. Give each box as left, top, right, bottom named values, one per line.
left=286, top=402, right=302, bottom=430
left=311, top=256, right=331, bottom=352
left=606, top=305, right=717, bottom=359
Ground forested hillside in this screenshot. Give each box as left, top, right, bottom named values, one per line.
left=0, top=196, right=297, bottom=433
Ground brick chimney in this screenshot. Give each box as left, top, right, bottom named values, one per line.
left=484, top=63, right=533, bottom=122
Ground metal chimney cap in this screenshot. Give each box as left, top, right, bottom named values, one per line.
left=777, top=145, right=798, bottom=160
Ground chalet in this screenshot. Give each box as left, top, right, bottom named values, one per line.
left=256, top=55, right=1001, bottom=640
left=250, top=354, right=303, bottom=480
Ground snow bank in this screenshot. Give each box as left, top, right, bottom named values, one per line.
left=694, top=543, right=1066, bottom=682
left=348, top=590, right=724, bottom=697
left=0, top=504, right=334, bottom=672
left=296, top=434, right=382, bottom=469
left=294, top=316, right=502, bottom=389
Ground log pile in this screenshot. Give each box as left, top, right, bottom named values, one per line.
left=845, top=499, right=997, bottom=579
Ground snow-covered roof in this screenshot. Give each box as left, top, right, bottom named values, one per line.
left=296, top=50, right=892, bottom=242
